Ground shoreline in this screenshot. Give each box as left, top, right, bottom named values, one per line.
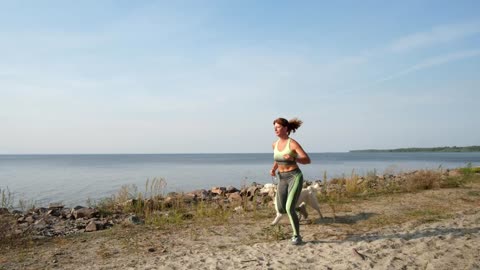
left=2, top=153, right=479, bottom=208
left=1, top=167, right=479, bottom=269
left=2, top=165, right=479, bottom=209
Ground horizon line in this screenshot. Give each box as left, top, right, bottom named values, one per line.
left=0, top=152, right=350, bottom=155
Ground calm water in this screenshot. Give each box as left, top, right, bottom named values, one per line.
left=1, top=153, right=479, bottom=207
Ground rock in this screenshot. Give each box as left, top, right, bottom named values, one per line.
left=163, top=196, right=174, bottom=207
left=259, top=183, right=276, bottom=197
left=33, top=218, right=48, bottom=230
left=167, top=192, right=178, bottom=197
left=60, top=209, right=71, bottom=219
left=12, top=210, right=24, bottom=216
left=227, top=192, right=242, bottom=203
left=121, top=199, right=138, bottom=208
left=182, top=194, right=196, bottom=204
left=191, top=189, right=210, bottom=201
left=34, top=207, right=49, bottom=214
left=123, top=215, right=143, bottom=225
left=75, top=220, right=87, bottom=229
left=72, top=207, right=98, bottom=219
left=190, top=189, right=207, bottom=195
left=184, top=192, right=197, bottom=200
left=226, top=186, right=239, bottom=193
left=48, top=209, right=62, bottom=217
left=85, top=221, right=97, bottom=232
left=34, top=218, right=47, bottom=225
left=25, top=215, right=35, bottom=224
left=48, top=203, right=64, bottom=209
left=246, top=186, right=259, bottom=198
left=211, top=187, right=226, bottom=196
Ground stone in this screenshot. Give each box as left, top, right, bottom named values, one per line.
left=48, top=209, right=62, bottom=217
left=34, top=207, right=49, bottom=214
left=246, top=186, right=259, bottom=198
left=121, top=199, right=138, bottom=208
left=12, top=210, right=24, bottom=216
left=167, top=192, right=178, bottom=197
left=226, top=186, right=239, bottom=193
left=75, top=220, right=87, bottom=229
left=184, top=192, right=197, bottom=201
left=124, top=215, right=143, bottom=225
left=182, top=194, right=195, bottom=204
left=211, top=187, right=226, bottom=196
left=72, top=207, right=98, bottom=219
left=227, top=192, right=242, bottom=202
left=85, top=221, right=97, bottom=232
left=25, top=215, right=35, bottom=224
left=163, top=196, right=174, bottom=208
left=48, top=203, right=64, bottom=209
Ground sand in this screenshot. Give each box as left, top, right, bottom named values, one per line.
left=1, top=184, right=479, bottom=270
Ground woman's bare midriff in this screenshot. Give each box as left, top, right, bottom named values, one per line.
left=277, top=164, right=299, bottom=173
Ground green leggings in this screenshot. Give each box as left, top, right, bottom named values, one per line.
left=275, top=168, right=303, bottom=237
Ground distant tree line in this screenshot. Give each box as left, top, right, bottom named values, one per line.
left=350, top=146, right=480, bottom=152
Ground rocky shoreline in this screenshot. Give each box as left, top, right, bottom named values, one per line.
left=1, top=167, right=480, bottom=270
left=0, top=167, right=475, bottom=240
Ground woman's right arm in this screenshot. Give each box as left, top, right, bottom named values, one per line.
left=270, top=162, right=278, bottom=176
left=270, top=142, right=277, bottom=176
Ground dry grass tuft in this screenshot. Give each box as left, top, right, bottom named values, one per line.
left=403, top=170, right=441, bottom=192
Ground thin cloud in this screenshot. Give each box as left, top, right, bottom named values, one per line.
left=375, top=49, right=480, bottom=84
left=339, top=49, right=480, bottom=95
left=390, top=21, right=480, bottom=52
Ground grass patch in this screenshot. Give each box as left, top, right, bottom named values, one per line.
left=89, top=177, right=271, bottom=231
left=467, top=190, right=480, bottom=197
left=259, top=225, right=288, bottom=241
left=1, top=187, right=14, bottom=209
left=459, top=163, right=480, bottom=175
left=363, top=214, right=402, bottom=229
left=405, top=209, right=453, bottom=223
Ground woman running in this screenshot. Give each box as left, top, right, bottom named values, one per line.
left=270, top=117, right=311, bottom=245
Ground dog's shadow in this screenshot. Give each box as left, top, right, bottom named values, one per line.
left=304, top=212, right=376, bottom=225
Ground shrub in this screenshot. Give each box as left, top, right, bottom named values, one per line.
left=345, top=170, right=365, bottom=196
left=403, top=170, right=441, bottom=192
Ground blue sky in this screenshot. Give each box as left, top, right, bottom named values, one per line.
left=1, top=1, right=479, bottom=154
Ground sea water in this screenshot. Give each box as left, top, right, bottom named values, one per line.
left=1, top=152, right=479, bottom=206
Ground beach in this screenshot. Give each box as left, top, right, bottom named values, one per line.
left=1, top=170, right=479, bottom=270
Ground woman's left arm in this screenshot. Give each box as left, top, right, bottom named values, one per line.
left=291, top=140, right=311, bottom=164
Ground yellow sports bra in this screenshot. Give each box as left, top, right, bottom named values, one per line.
left=273, top=138, right=297, bottom=165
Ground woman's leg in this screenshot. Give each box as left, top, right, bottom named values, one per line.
left=275, top=178, right=289, bottom=214
left=285, top=170, right=304, bottom=237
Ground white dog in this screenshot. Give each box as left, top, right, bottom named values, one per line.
left=261, top=184, right=323, bottom=225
